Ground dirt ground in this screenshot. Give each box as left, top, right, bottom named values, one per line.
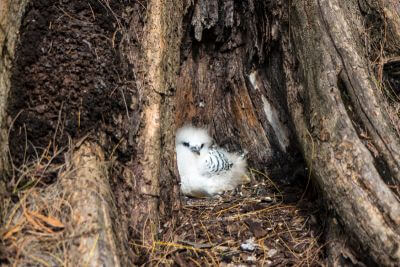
left=1, top=0, right=325, bottom=266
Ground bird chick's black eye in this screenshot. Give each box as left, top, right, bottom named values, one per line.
left=183, top=142, right=189, bottom=147
left=201, top=144, right=204, bottom=149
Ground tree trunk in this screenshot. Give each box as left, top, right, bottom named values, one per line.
left=0, top=0, right=28, bottom=174
left=283, top=0, right=400, bottom=265
left=172, top=0, right=400, bottom=265
left=176, top=0, right=296, bottom=180
left=117, top=0, right=185, bottom=262
left=1, top=0, right=400, bottom=265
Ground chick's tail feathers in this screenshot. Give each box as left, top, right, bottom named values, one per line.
left=228, top=152, right=250, bottom=184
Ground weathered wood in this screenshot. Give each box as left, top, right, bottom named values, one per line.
left=320, top=0, right=400, bottom=184
left=283, top=0, right=400, bottom=264
left=325, top=217, right=367, bottom=266
left=61, top=142, right=123, bottom=267
left=176, top=0, right=296, bottom=178
left=0, top=0, right=29, bottom=174
left=123, top=0, right=185, bottom=259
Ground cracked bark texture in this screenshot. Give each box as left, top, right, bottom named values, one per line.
left=61, top=143, right=124, bottom=267
left=121, top=0, right=186, bottom=263
left=283, top=0, right=400, bottom=265
left=123, top=0, right=298, bottom=263
left=0, top=0, right=28, bottom=174
left=176, top=0, right=297, bottom=178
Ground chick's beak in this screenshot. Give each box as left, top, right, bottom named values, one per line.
left=190, top=146, right=200, bottom=155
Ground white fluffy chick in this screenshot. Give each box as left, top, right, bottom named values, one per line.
left=175, top=125, right=249, bottom=197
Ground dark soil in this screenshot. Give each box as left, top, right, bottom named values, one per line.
left=9, top=0, right=135, bottom=165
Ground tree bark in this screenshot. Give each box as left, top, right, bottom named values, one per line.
left=61, top=142, right=124, bottom=267
left=176, top=0, right=296, bottom=178
left=131, top=0, right=400, bottom=264
left=0, top=0, right=28, bottom=174
left=121, top=0, right=185, bottom=261
left=171, top=0, right=400, bottom=265
left=283, top=0, right=400, bottom=264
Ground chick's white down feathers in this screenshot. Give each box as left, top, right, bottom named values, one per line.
left=175, top=125, right=249, bottom=197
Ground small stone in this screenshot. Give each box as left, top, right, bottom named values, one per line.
left=267, top=248, right=278, bottom=258
left=263, top=196, right=273, bottom=202
left=240, top=238, right=257, bottom=252
left=246, top=255, right=257, bottom=262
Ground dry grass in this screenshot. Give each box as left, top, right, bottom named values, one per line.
left=0, top=135, right=325, bottom=266
left=1, top=148, right=70, bottom=266
left=132, top=169, right=325, bottom=266
left=2, top=155, right=326, bottom=266
left=0, top=140, right=103, bottom=266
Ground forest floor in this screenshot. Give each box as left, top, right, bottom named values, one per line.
left=148, top=174, right=325, bottom=266
left=1, top=0, right=326, bottom=266
left=1, top=158, right=325, bottom=266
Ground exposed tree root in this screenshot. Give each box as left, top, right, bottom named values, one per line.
left=61, top=142, right=122, bottom=266
left=284, top=0, right=400, bottom=264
